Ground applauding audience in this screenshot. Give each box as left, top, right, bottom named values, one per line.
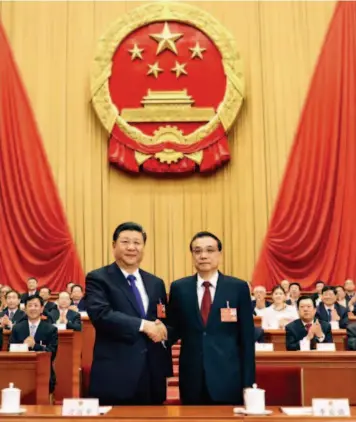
left=252, top=286, right=271, bottom=316
left=286, top=296, right=333, bottom=350
left=20, top=277, right=40, bottom=304
left=50, top=292, right=81, bottom=331
left=316, top=286, right=349, bottom=329
left=347, top=322, right=356, bottom=351
left=311, top=280, right=325, bottom=306
left=261, top=286, right=298, bottom=329
left=0, top=290, right=26, bottom=329
left=286, top=282, right=301, bottom=307
left=70, top=285, right=86, bottom=312
left=344, top=279, right=355, bottom=301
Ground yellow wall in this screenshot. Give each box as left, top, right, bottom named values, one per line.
left=0, top=1, right=336, bottom=285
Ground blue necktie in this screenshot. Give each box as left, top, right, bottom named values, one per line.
left=127, top=275, right=146, bottom=318
left=327, top=309, right=332, bottom=321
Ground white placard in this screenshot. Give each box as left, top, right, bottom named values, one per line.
left=79, top=312, right=88, bottom=317
left=312, top=399, right=350, bottom=417
left=316, top=343, right=336, bottom=352
left=299, top=338, right=310, bottom=351
left=281, top=407, right=312, bottom=416
left=255, top=343, right=274, bottom=352
left=62, top=399, right=99, bottom=416
left=54, top=324, right=67, bottom=331
left=9, top=344, right=29, bottom=352
left=330, top=321, right=340, bottom=330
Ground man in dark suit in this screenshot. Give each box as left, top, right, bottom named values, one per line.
left=286, top=282, right=301, bottom=307
left=70, top=284, right=86, bottom=312
left=9, top=295, right=58, bottom=392
left=316, top=286, right=349, bottom=329
left=347, top=322, right=356, bottom=351
left=344, top=279, right=355, bottom=301
left=0, top=290, right=26, bottom=329
left=85, top=222, right=171, bottom=406
left=50, top=292, right=81, bottom=331
left=311, top=280, right=325, bottom=306
left=286, top=296, right=333, bottom=351
left=20, top=277, right=40, bottom=304
left=251, top=286, right=271, bottom=315
left=39, top=287, right=57, bottom=314
left=167, top=231, right=255, bottom=405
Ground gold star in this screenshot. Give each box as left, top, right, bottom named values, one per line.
left=189, top=42, right=206, bottom=59
left=128, top=43, right=144, bottom=60
left=149, top=22, right=183, bottom=55
left=147, top=61, right=163, bottom=78
left=171, top=61, right=187, bottom=78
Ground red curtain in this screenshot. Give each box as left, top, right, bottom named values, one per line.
left=253, top=2, right=356, bottom=291
left=0, top=24, right=84, bottom=292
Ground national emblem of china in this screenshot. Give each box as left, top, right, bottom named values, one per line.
left=91, top=3, right=244, bottom=174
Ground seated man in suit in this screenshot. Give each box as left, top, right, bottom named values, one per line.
left=66, top=282, right=75, bottom=295
left=311, top=280, right=326, bottom=306
left=344, top=279, right=355, bottom=301
left=316, top=286, right=348, bottom=329
left=286, top=282, right=301, bottom=307
left=347, top=322, right=356, bottom=351
left=0, top=290, right=26, bottom=329
left=50, top=292, right=81, bottom=331
left=0, top=285, right=11, bottom=311
left=252, top=286, right=271, bottom=316
left=21, top=277, right=40, bottom=304
left=9, top=295, right=58, bottom=392
left=286, top=296, right=333, bottom=350
left=39, top=287, right=57, bottom=314
left=70, top=284, right=86, bottom=312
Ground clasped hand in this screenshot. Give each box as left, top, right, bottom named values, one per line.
left=143, top=319, right=167, bottom=343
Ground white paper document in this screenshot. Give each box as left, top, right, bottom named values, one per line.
left=280, top=407, right=313, bottom=416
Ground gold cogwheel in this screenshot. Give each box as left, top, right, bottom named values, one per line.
left=152, top=125, right=185, bottom=144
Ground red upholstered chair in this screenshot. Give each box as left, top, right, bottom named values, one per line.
left=256, top=366, right=302, bottom=406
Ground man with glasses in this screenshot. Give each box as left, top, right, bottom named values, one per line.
left=85, top=222, right=171, bottom=406
left=167, top=231, right=255, bottom=405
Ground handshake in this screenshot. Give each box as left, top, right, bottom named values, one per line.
left=142, top=319, right=167, bottom=343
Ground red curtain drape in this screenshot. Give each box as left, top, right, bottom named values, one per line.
left=0, top=24, right=84, bottom=292
left=253, top=2, right=356, bottom=291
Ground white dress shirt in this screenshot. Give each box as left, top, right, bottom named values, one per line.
left=28, top=319, right=41, bottom=337
left=197, top=272, right=219, bottom=308
left=261, top=304, right=298, bottom=329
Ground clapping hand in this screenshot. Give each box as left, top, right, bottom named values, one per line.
left=331, top=309, right=340, bottom=321
left=24, top=336, right=35, bottom=348
left=1, top=315, right=12, bottom=329
left=312, top=320, right=324, bottom=338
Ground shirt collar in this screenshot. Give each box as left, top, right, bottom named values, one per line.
left=28, top=319, right=41, bottom=328
left=197, top=271, right=219, bottom=289
left=120, top=268, right=140, bottom=282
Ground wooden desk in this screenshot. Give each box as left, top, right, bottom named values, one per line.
left=253, top=316, right=261, bottom=327
left=0, top=352, right=50, bottom=404
left=256, top=352, right=356, bottom=406
left=0, top=406, right=355, bottom=421
left=81, top=316, right=95, bottom=370
left=264, top=329, right=347, bottom=351
left=2, top=330, right=81, bottom=402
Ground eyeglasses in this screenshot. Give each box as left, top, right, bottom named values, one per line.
left=192, top=248, right=218, bottom=256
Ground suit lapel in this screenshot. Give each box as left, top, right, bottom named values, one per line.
left=34, top=321, right=45, bottom=343
left=108, top=263, right=142, bottom=317
left=319, top=303, right=328, bottom=320
left=206, top=272, right=227, bottom=327
left=187, top=275, right=204, bottom=327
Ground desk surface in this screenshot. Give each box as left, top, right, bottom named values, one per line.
left=0, top=406, right=355, bottom=421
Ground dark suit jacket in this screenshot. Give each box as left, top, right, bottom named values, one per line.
left=50, top=309, right=82, bottom=331
left=0, top=308, right=27, bottom=326
left=347, top=322, right=356, bottom=351
left=254, top=327, right=264, bottom=343
left=84, top=263, right=171, bottom=405
left=285, top=319, right=333, bottom=351
left=251, top=300, right=271, bottom=315
left=71, top=298, right=86, bottom=312
left=9, top=320, right=58, bottom=392
left=44, top=301, right=57, bottom=313
left=316, top=302, right=349, bottom=329
left=167, top=273, right=255, bottom=405
left=20, top=291, right=40, bottom=304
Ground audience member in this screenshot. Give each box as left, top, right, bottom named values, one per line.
left=0, top=290, right=26, bottom=329
left=0, top=285, right=11, bottom=311
left=344, top=279, right=355, bottom=301
left=280, top=280, right=290, bottom=299
left=311, top=280, right=325, bottom=306
left=70, top=284, right=86, bottom=311
left=9, top=295, right=58, bottom=392
left=336, top=285, right=349, bottom=308
left=50, top=292, right=81, bottom=331
left=21, top=277, right=40, bottom=304
left=39, top=287, right=57, bottom=314
left=285, top=296, right=333, bottom=350
left=316, top=286, right=348, bottom=329
left=347, top=322, right=356, bottom=351
left=252, top=286, right=271, bottom=316
left=66, top=282, right=75, bottom=295
left=261, top=285, right=298, bottom=329
left=286, top=282, right=301, bottom=307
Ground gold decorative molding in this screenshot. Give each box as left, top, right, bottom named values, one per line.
left=91, top=2, right=244, bottom=146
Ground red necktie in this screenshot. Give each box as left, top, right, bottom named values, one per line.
left=305, top=323, right=312, bottom=332
left=201, top=281, right=212, bottom=325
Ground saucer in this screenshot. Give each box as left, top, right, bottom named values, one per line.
left=0, top=408, right=26, bottom=414
left=233, top=408, right=273, bottom=415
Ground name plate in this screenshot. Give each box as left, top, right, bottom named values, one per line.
left=299, top=339, right=310, bottom=351
left=312, top=399, right=350, bottom=417
left=9, top=344, right=29, bottom=352
left=255, top=343, right=274, bottom=352
left=316, top=343, right=336, bottom=352
left=55, top=323, right=67, bottom=330
left=330, top=321, right=340, bottom=330
left=62, top=399, right=99, bottom=416
left=79, top=311, right=88, bottom=317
